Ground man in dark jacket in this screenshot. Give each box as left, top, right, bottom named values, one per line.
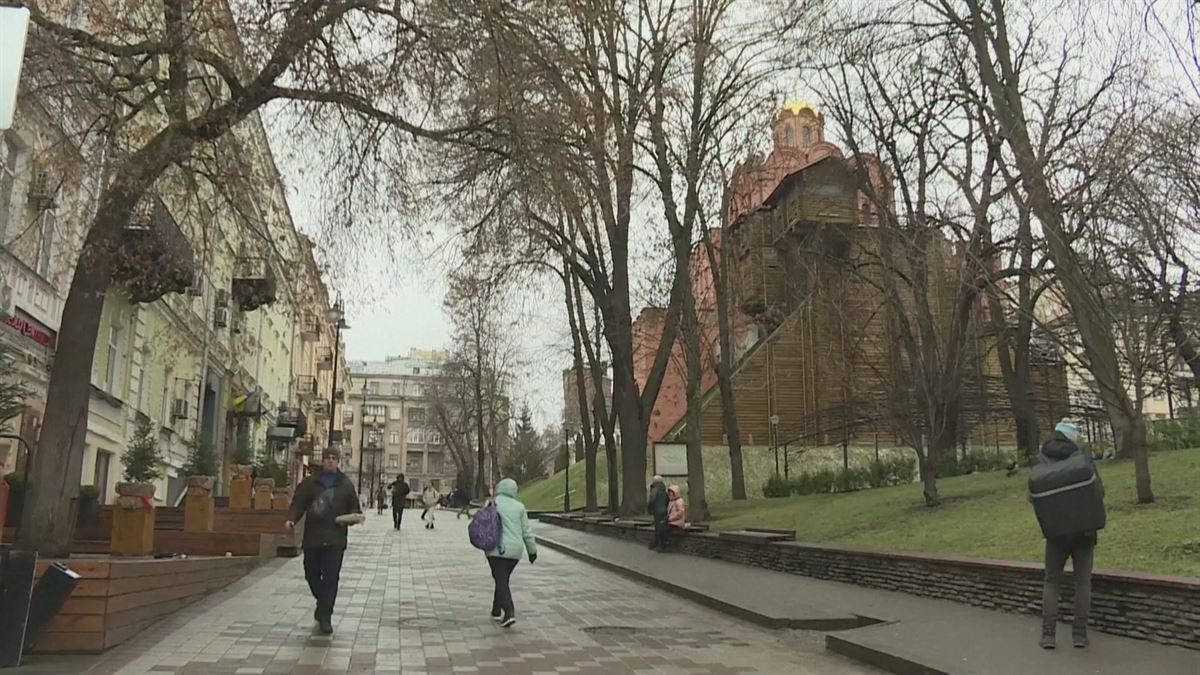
left=1037, top=420, right=1103, bottom=650
left=287, top=449, right=361, bottom=634
left=388, top=474, right=411, bottom=530
left=648, top=475, right=669, bottom=551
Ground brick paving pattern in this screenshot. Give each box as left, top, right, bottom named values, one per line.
left=14, top=511, right=872, bottom=674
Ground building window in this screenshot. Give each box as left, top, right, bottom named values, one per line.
left=406, top=452, right=423, bottom=473
left=389, top=431, right=400, bottom=446
left=389, top=406, right=402, bottom=420
left=426, top=453, right=441, bottom=475
left=392, top=383, right=403, bottom=396
left=105, top=324, right=123, bottom=394
left=408, top=408, right=425, bottom=427
left=412, top=367, right=421, bottom=375
left=368, top=381, right=379, bottom=395
left=388, top=453, right=399, bottom=468
left=803, top=126, right=812, bottom=144
left=406, top=427, right=423, bottom=444
left=364, top=404, right=386, bottom=417
left=784, top=125, right=794, bottom=145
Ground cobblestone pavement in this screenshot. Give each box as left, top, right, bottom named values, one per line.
left=14, top=510, right=872, bottom=675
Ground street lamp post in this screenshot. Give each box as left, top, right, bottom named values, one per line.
left=357, top=381, right=368, bottom=496
left=562, top=422, right=572, bottom=513
left=770, top=415, right=780, bottom=475
left=326, top=299, right=347, bottom=446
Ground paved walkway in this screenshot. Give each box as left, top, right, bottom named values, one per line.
left=536, top=525, right=1200, bottom=675
left=14, top=510, right=873, bottom=675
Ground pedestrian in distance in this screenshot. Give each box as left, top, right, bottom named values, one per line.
left=286, top=448, right=362, bottom=635
left=1031, top=420, right=1105, bottom=650
left=388, top=474, right=411, bottom=530
left=648, top=475, right=668, bottom=551
left=422, top=484, right=441, bottom=530
left=376, top=485, right=387, bottom=516
left=485, top=478, right=537, bottom=628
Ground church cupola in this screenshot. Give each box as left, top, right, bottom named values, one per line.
left=772, top=101, right=825, bottom=151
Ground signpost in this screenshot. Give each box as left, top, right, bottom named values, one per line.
left=652, top=443, right=688, bottom=477
left=0, top=4, right=31, bottom=131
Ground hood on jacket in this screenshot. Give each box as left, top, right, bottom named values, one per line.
left=667, top=485, right=681, bottom=499
left=497, top=478, right=519, bottom=498
left=1040, top=431, right=1079, bottom=461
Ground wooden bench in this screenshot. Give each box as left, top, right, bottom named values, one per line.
left=718, top=530, right=794, bottom=544
left=31, top=556, right=259, bottom=653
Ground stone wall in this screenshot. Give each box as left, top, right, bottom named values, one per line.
left=540, top=515, right=1200, bottom=650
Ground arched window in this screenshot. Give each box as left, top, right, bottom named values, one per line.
left=784, top=125, right=794, bottom=145
left=803, top=126, right=812, bottom=144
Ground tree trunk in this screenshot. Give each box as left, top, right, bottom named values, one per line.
left=918, top=449, right=939, bottom=507
left=20, top=225, right=115, bottom=555
left=603, top=410, right=620, bottom=514
left=1111, top=404, right=1153, bottom=502
left=473, top=345, right=487, bottom=498
left=682, top=272, right=706, bottom=522
left=702, top=229, right=746, bottom=500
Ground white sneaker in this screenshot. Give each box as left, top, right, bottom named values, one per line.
left=500, top=616, right=516, bottom=628
left=490, top=613, right=503, bottom=622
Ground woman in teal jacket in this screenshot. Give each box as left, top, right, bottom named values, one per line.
left=486, top=478, right=537, bottom=627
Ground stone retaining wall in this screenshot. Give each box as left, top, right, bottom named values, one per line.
left=539, top=514, right=1200, bottom=650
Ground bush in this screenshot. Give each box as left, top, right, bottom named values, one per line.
left=181, top=434, right=220, bottom=477
left=122, top=416, right=165, bottom=483
left=255, top=451, right=289, bottom=485
left=763, top=455, right=917, bottom=498
left=231, top=443, right=253, bottom=466
left=762, top=472, right=791, bottom=498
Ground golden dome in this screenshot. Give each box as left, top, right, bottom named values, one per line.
left=777, top=100, right=819, bottom=118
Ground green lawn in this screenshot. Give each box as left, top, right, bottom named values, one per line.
left=522, top=448, right=1200, bottom=577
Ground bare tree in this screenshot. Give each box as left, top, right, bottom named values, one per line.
left=943, top=0, right=1155, bottom=501
left=18, top=0, right=496, bottom=555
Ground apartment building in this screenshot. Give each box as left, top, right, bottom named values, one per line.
left=343, top=351, right=456, bottom=499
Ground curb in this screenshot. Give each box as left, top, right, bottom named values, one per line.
left=825, top=634, right=949, bottom=675
left=535, top=535, right=879, bottom=632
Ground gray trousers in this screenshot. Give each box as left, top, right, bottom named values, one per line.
left=1042, top=536, right=1095, bottom=632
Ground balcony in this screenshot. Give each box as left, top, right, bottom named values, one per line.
left=313, top=400, right=330, bottom=419
left=301, top=313, right=319, bottom=342
left=296, top=375, right=318, bottom=400
left=232, top=257, right=277, bottom=311
left=363, top=434, right=384, bottom=451
left=111, top=196, right=196, bottom=304
left=317, top=346, right=334, bottom=371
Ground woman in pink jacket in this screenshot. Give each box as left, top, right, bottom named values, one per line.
left=666, top=485, right=687, bottom=535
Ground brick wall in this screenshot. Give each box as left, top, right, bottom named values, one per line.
left=540, top=515, right=1200, bottom=650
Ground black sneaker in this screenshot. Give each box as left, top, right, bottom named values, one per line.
left=1073, top=630, right=1089, bottom=649
left=319, top=619, right=334, bottom=635
left=1040, top=632, right=1055, bottom=650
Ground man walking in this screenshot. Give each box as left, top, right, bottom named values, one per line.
left=388, top=474, right=411, bottom=530
left=286, top=449, right=361, bottom=635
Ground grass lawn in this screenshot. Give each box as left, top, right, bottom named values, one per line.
left=523, top=447, right=1200, bottom=577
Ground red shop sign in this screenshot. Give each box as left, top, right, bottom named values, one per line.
left=4, top=310, right=55, bottom=349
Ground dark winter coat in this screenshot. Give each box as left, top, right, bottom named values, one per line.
left=648, top=481, right=669, bottom=521
left=390, top=480, right=411, bottom=509
left=1037, top=431, right=1104, bottom=542
left=289, top=470, right=361, bottom=549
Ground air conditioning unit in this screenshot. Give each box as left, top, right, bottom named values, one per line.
left=213, top=306, right=229, bottom=329
left=171, top=398, right=189, bottom=420
left=186, top=269, right=204, bottom=297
